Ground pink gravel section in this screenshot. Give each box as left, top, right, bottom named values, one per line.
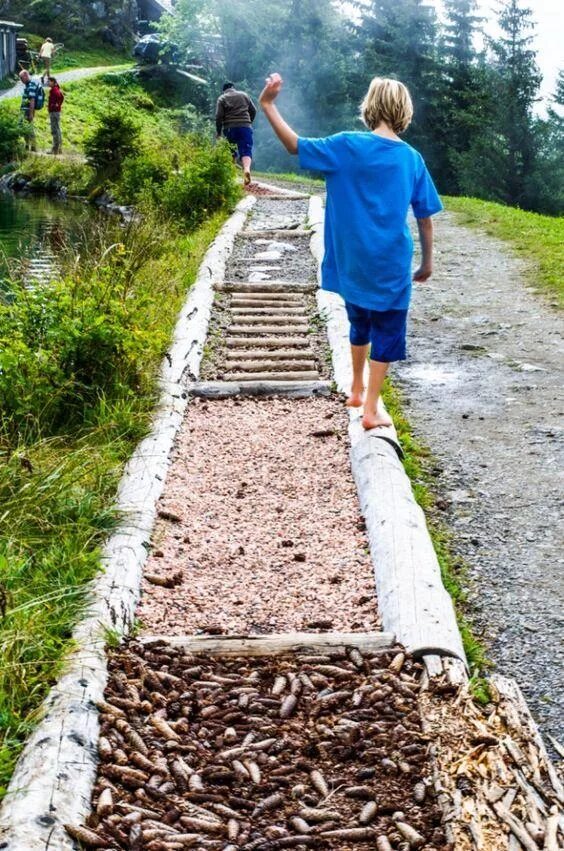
left=137, top=396, right=380, bottom=635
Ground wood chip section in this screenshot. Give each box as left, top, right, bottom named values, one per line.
left=137, top=397, right=380, bottom=637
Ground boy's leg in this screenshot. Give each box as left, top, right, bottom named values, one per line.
left=361, top=308, right=407, bottom=429
left=344, top=302, right=370, bottom=407
left=362, top=360, right=392, bottom=429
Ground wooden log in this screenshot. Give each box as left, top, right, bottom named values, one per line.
left=251, top=179, right=311, bottom=198
left=0, top=196, right=257, bottom=851
left=216, top=280, right=317, bottom=293
left=187, top=380, right=332, bottom=399
left=224, top=371, right=320, bottom=382
left=227, top=337, right=311, bottom=348
left=139, top=631, right=394, bottom=656
left=230, top=292, right=305, bottom=302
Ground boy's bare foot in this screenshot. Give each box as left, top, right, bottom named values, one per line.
left=345, top=386, right=365, bottom=407
left=362, top=399, right=393, bottom=430
left=244, top=170, right=252, bottom=185
left=362, top=409, right=393, bottom=429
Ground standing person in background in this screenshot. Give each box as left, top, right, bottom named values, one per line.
left=18, top=69, right=38, bottom=152
left=48, top=77, right=64, bottom=155
left=39, top=37, right=54, bottom=83
left=216, top=82, right=257, bottom=186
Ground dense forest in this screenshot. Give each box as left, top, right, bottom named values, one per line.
left=163, top=0, right=563, bottom=215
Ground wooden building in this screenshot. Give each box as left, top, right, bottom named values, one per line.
left=0, top=20, right=22, bottom=80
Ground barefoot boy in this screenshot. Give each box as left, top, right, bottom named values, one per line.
left=259, top=73, right=442, bottom=429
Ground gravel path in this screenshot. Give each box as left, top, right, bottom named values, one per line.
left=0, top=65, right=128, bottom=101
left=137, top=397, right=380, bottom=637
left=397, top=211, right=563, bottom=743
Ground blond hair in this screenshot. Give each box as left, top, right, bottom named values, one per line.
left=360, top=77, right=413, bottom=134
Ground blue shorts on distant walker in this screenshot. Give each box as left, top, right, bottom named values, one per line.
left=345, top=302, right=408, bottom=362
left=224, top=126, right=254, bottom=160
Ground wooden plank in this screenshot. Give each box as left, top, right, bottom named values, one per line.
left=187, top=379, right=332, bottom=399
left=225, top=370, right=320, bottom=382
left=229, top=325, right=309, bottom=335
left=227, top=336, right=311, bottom=348
left=226, top=349, right=314, bottom=360
left=216, top=280, right=317, bottom=293
left=240, top=229, right=310, bottom=239
left=140, top=631, right=395, bottom=656
left=230, top=315, right=308, bottom=325
left=231, top=306, right=305, bottom=315
left=230, top=292, right=305, bottom=302
left=226, top=360, right=317, bottom=373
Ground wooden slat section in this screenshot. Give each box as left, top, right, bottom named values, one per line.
left=230, top=292, right=305, bottom=302
left=140, top=631, right=395, bottom=656
left=231, top=306, right=305, bottom=315
left=188, top=379, right=332, bottom=399
left=231, top=316, right=308, bottom=326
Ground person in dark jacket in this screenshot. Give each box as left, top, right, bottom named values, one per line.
left=47, top=77, right=64, bottom=155
left=216, top=82, right=257, bottom=185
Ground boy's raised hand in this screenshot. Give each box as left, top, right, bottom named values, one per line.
left=259, top=73, right=283, bottom=106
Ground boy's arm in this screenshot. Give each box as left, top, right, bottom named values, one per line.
left=259, top=73, right=298, bottom=155
left=413, top=217, right=433, bottom=282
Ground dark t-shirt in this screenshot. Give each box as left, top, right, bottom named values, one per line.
left=215, top=88, right=257, bottom=134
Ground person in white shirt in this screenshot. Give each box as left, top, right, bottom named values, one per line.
left=39, top=38, right=54, bottom=83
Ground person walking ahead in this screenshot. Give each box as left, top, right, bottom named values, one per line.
left=259, top=73, right=443, bottom=430
left=48, top=77, right=64, bottom=154
left=39, top=37, right=54, bottom=83
left=216, top=82, right=257, bottom=185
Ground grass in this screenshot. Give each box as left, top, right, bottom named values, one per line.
left=382, top=379, right=490, bottom=684
left=444, top=196, right=564, bottom=306
left=0, top=210, right=229, bottom=799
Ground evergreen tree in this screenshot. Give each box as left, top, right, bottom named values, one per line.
left=437, top=0, right=492, bottom=194
left=353, top=0, right=441, bottom=166
left=489, top=0, right=542, bottom=207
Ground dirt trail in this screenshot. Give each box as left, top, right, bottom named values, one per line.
left=397, top=211, right=563, bottom=743
left=0, top=64, right=128, bottom=101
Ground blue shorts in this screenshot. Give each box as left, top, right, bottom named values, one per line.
left=345, top=301, right=408, bottom=362
left=224, top=126, right=253, bottom=160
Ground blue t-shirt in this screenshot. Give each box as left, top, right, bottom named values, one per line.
left=298, top=131, right=443, bottom=311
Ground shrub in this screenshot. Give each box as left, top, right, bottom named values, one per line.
left=160, top=137, right=240, bottom=228
left=84, top=111, right=141, bottom=179
left=0, top=105, right=27, bottom=164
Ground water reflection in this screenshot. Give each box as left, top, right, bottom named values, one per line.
left=0, top=191, right=95, bottom=290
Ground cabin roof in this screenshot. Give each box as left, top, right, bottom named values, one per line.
left=0, top=21, right=23, bottom=29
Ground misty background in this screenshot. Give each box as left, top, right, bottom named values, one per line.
left=163, top=0, right=562, bottom=215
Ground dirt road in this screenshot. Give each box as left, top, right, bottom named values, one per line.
left=0, top=65, right=129, bottom=101
left=397, top=211, right=563, bottom=744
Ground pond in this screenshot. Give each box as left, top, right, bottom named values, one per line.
left=0, top=190, right=96, bottom=288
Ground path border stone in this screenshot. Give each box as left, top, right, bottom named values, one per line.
left=0, top=196, right=255, bottom=851
left=307, top=195, right=467, bottom=666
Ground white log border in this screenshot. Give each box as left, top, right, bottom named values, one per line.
left=0, top=196, right=256, bottom=851
left=307, top=195, right=466, bottom=666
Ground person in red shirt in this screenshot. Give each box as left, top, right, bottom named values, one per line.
left=47, top=77, right=64, bottom=155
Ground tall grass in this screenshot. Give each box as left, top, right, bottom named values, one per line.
left=0, top=210, right=229, bottom=797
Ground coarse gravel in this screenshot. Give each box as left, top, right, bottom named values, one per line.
left=137, top=397, right=380, bottom=637
left=398, top=211, right=564, bottom=746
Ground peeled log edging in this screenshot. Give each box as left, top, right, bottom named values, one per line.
left=0, top=196, right=256, bottom=851
left=307, top=194, right=465, bottom=667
